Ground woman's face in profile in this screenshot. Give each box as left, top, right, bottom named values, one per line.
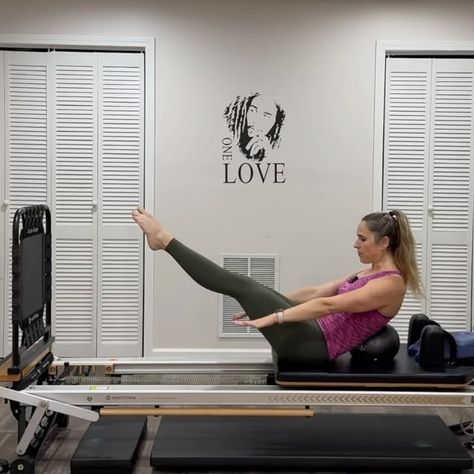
left=246, top=96, right=277, bottom=138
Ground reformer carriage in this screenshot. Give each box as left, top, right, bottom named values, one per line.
left=1, top=205, right=474, bottom=473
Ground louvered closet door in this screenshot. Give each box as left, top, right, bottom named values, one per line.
left=51, top=52, right=98, bottom=357
left=383, top=58, right=431, bottom=340
left=1, top=52, right=49, bottom=355
left=97, top=53, right=144, bottom=357
left=427, top=58, right=474, bottom=331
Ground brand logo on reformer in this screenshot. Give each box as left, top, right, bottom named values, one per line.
left=221, top=93, right=286, bottom=184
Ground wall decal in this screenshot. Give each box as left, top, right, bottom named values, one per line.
left=222, top=93, right=286, bottom=184
left=224, top=93, right=286, bottom=161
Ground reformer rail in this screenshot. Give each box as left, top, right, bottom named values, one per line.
left=24, top=384, right=474, bottom=408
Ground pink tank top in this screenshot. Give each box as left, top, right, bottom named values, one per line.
left=318, top=271, right=402, bottom=360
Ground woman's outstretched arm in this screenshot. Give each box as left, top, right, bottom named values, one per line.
left=234, top=274, right=406, bottom=329
left=285, top=275, right=352, bottom=303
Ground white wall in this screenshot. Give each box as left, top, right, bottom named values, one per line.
left=1, top=0, right=474, bottom=354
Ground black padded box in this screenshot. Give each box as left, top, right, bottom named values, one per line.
left=151, top=413, right=472, bottom=472
left=71, top=416, right=147, bottom=474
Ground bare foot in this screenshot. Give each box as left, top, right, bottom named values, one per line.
left=131, top=208, right=173, bottom=250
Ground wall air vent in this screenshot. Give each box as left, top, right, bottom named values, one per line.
left=219, top=254, right=280, bottom=338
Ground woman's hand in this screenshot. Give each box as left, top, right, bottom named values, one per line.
left=232, top=313, right=277, bottom=329
left=232, top=311, right=247, bottom=322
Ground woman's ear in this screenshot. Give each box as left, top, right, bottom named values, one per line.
left=381, top=235, right=390, bottom=250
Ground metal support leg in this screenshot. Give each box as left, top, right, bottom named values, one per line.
left=16, top=400, right=48, bottom=455
left=0, top=386, right=99, bottom=473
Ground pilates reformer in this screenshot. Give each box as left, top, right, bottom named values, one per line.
left=17, top=357, right=474, bottom=473
left=2, top=205, right=474, bottom=473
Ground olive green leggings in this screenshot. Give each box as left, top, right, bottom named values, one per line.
left=166, top=239, right=329, bottom=365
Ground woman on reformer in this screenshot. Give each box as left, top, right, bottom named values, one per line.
left=132, top=208, right=421, bottom=366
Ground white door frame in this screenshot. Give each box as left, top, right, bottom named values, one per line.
left=373, top=40, right=474, bottom=331
left=0, top=35, right=156, bottom=357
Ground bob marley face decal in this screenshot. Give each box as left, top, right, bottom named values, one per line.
left=224, top=93, right=286, bottom=162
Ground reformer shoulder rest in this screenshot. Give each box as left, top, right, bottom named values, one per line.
left=408, top=313, right=474, bottom=370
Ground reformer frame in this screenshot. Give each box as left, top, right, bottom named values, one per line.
left=21, top=372, right=474, bottom=472
left=0, top=205, right=60, bottom=474
left=23, top=382, right=474, bottom=414
left=0, top=205, right=53, bottom=385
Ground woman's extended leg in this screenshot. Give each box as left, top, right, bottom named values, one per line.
left=132, top=209, right=328, bottom=365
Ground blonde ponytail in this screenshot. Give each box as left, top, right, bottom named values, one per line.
left=362, top=209, right=422, bottom=296
left=390, top=210, right=422, bottom=296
